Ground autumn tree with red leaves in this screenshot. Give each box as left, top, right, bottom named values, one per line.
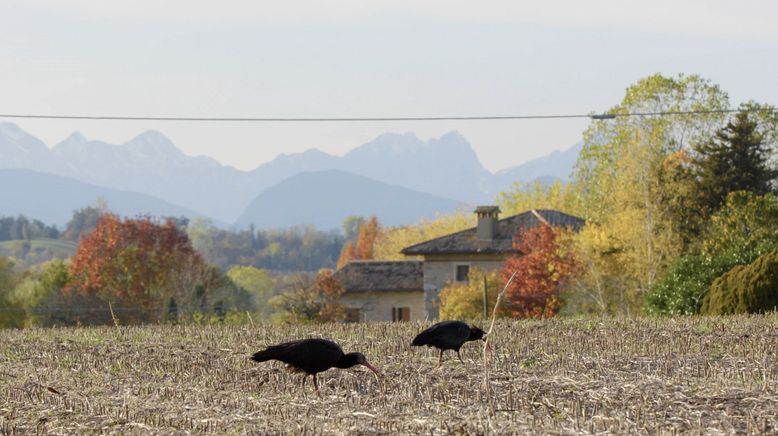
left=336, top=216, right=379, bottom=268
left=269, top=269, right=345, bottom=323
left=67, top=214, right=213, bottom=322
left=501, top=224, right=578, bottom=318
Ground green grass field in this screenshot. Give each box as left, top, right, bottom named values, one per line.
left=1, top=316, right=776, bottom=434
left=0, top=239, right=77, bottom=253
left=0, top=238, right=77, bottom=270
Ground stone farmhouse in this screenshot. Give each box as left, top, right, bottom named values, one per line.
left=334, top=206, right=585, bottom=321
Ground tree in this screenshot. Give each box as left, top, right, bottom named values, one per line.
left=66, top=214, right=211, bottom=323
left=61, top=205, right=105, bottom=242
left=11, top=260, right=73, bottom=327
left=502, top=225, right=578, bottom=318
left=575, top=74, right=729, bottom=223
left=373, top=212, right=472, bottom=260
left=0, top=216, right=59, bottom=241
left=702, top=191, right=778, bottom=258
left=226, top=265, right=274, bottom=316
left=645, top=191, right=778, bottom=315
left=657, top=150, right=706, bottom=248
left=0, top=256, right=24, bottom=328
left=564, top=224, right=634, bottom=315
left=693, top=111, right=777, bottom=213
left=570, top=74, right=729, bottom=312
left=336, top=243, right=357, bottom=269
left=336, top=216, right=379, bottom=268
left=498, top=180, right=582, bottom=217
left=188, top=219, right=343, bottom=271
left=342, top=215, right=366, bottom=242
left=701, top=250, right=778, bottom=315
left=439, top=269, right=503, bottom=320
left=269, top=269, right=345, bottom=323
left=644, top=254, right=733, bottom=316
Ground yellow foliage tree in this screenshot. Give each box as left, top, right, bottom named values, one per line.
left=566, top=74, right=728, bottom=313
left=439, top=269, right=504, bottom=320
left=373, top=211, right=472, bottom=260
left=498, top=179, right=582, bottom=217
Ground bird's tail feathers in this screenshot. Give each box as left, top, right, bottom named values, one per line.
left=250, top=345, right=286, bottom=362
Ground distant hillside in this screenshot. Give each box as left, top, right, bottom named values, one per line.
left=235, top=170, right=465, bottom=230
left=0, top=239, right=77, bottom=270
left=0, top=169, right=209, bottom=227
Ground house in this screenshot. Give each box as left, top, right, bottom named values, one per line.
left=334, top=206, right=584, bottom=321
left=400, top=207, right=585, bottom=319
left=333, top=260, right=425, bottom=322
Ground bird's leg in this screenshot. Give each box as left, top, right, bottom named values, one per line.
left=456, top=349, right=464, bottom=363
left=313, top=374, right=321, bottom=397
left=437, top=349, right=445, bottom=367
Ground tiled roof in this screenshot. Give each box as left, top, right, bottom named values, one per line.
left=401, top=209, right=585, bottom=255
left=333, top=260, right=423, bottom=293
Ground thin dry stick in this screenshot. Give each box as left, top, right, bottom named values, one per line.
left=108, top=301, right=120, bottom=328
left=482, top=271, right=517, bottom=403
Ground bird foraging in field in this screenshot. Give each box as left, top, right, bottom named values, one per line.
left=250, top=338, right=381, bottom=394
left=412, top=320, right=488, bottom=366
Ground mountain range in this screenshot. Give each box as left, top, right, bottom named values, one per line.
left=0, top=168, right=202, bottom=228
left=0, top=122, right=581, bottom=230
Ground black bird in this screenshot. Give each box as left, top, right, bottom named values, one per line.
left=411, top=320, right=488, bottom=365
left=250, top=338, right=381, bottom=393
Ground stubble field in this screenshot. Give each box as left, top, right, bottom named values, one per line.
left=1, top=316, right=776, bottom=434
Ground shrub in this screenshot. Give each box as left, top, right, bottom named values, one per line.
left=701, top=251, right=778, bottom=315
left=439, top=269, right=503, bottom=321
left=645, top=254, right=733, bottom=315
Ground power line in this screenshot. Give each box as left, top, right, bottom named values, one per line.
left=0, top=108, right=770, bottom=123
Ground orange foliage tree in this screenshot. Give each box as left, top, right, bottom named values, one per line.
left=501, top=224, right=578, bottom=318
left=269, top=269, right=345, bottom=323
left=67, top=214, right=212, bottom=321
left=336, top=216, right=379, bottom=268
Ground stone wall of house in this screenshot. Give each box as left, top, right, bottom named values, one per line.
left=421, top=254, right=509, bottom=319
left=338, top=291, right=425, bottom=322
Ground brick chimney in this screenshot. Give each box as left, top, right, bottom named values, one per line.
left=475, top=206, right=501, bottom=240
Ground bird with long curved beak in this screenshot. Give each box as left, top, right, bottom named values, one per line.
left=251, top=338, right=382, bottom=394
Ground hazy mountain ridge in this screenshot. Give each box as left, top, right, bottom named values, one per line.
left=235, top=170, right=465, bottom=230
left=51, top=130, right=249, bottom=222
left=0, top=122, right=581, bottom=229
left=494, top=141, right=582, bottom=187
left=338, top=131, right=494, bottom=202
left=0, top=123, right=73, bottom=177
left=0, top=168, right=205, bottom=227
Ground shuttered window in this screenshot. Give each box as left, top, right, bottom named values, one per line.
left=391, top=307, right=410, bottom=322
left=456, top=264, right=470, bottom=282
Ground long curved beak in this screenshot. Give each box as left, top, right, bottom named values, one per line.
left=361, top=361, right=383, bottom=378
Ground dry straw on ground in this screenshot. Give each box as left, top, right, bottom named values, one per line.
left=1, top=316, right=776, bottom=434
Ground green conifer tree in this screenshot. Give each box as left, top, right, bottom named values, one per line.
left=693, top=112, right=777, bottom=213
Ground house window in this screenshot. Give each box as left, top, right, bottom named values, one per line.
left=455, top=264, right=470, bottom=282
left=345, top=308, right=361, bottom=323
left=392, top=307, right=410, bottom=322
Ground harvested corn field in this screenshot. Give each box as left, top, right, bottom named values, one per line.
left=1, top=316, right=776, bottom=434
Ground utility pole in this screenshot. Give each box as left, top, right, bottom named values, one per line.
left=484, top=274, right=489, bottom=319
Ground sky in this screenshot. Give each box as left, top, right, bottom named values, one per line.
left=1, top=0, right=777, bottom=172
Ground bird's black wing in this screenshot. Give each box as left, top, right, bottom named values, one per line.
left=251, top=338, right=344, bottom=374
left=412, top=320, right=469, bottom=348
